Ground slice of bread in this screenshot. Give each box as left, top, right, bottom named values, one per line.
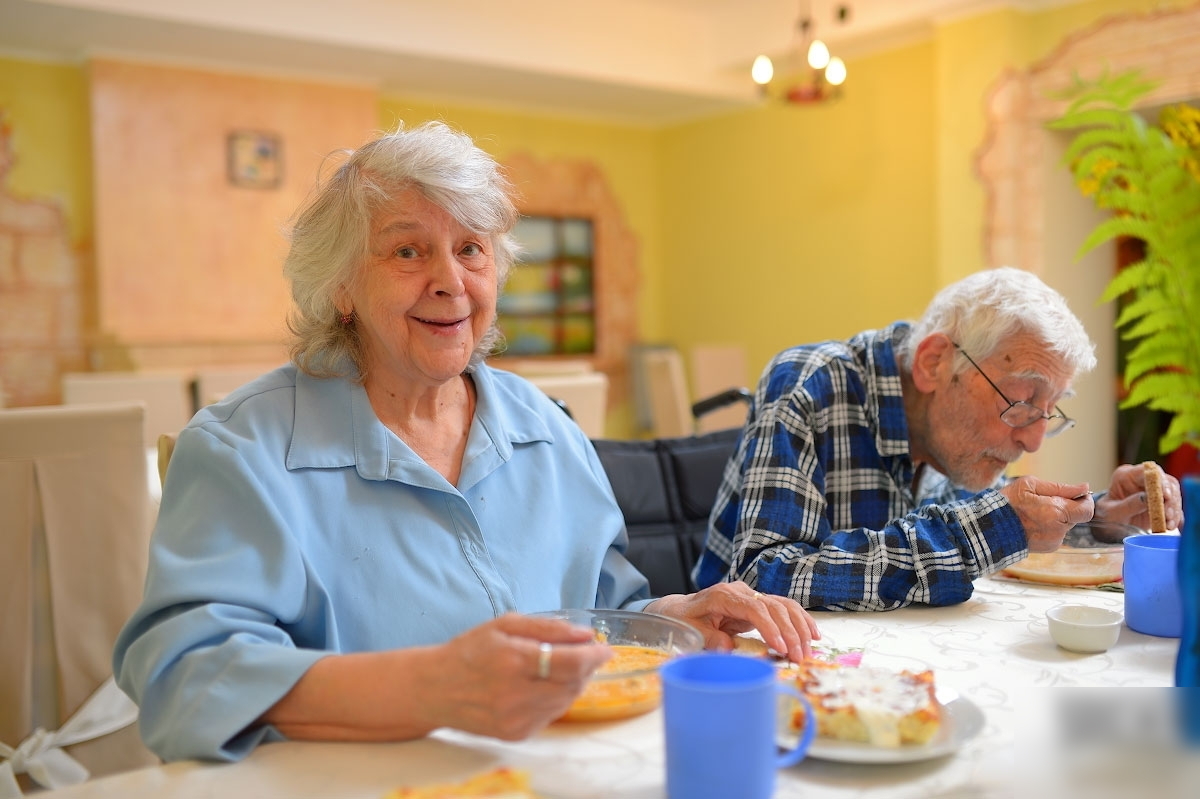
left=1143, top=460, right=1167, bottom=532
left=782, top=660, right=941, bottom=747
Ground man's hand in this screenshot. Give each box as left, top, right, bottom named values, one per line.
left=999, top=476, right=1096, bottom=552
left=1096, top=463, right=1184, bottom=531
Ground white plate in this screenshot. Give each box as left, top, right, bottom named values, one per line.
left=804, top=688, right=985, bottom=764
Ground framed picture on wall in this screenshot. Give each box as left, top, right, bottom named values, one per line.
left=227, top=130, right=282, bottom=189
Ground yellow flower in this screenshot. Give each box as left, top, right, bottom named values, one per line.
left=1160, top=104, right=1200, bottom=182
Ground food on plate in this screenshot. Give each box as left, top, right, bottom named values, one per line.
left=782, top=660, right=941, bottom=747
left=1144, top=460, right=1167, bottom=532
left=1000, top=550, right=1124, bottom=586
left=384, top=766, right=537, bottom=798
left=559, top=644, right=671, bottom=722
left=731, top=635, right=772, bottom=658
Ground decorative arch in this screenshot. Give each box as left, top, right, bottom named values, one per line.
left=497, top=152, right=640, bottom=411
left=977, top=4, right=1200, bottom=274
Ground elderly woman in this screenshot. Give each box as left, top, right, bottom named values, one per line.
left=113, top=121, right=819, bottom=763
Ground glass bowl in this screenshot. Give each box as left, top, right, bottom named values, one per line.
left=530, top=608, right=704, bottom=722
left=1001, top=520, right=1140, bottom=586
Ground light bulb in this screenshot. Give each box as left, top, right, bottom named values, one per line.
left=826, top=56, right=847, bottom=86
left=751, top=55, right=774, bottom=86
left=807, top=40, right=830, bottom=70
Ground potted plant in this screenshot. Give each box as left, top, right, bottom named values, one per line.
left=1050, top=71, right=1200, bottom=457
left=1053, top=71, right=1200, bottom=690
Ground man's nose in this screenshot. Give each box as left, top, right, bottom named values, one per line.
left=1011, top=420, right=1047, bottom=454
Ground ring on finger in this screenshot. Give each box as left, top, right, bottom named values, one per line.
left=537, top=642, right=552, bottom=680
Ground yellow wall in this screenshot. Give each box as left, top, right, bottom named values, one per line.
left=659, top=40, right=938, bottom=380
left=0, top=57, right=91, bottom=242
left=935, top=0, right=1194, bottom=289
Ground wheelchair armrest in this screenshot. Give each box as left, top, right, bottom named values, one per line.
left=691, top=387, right=751, bottom=419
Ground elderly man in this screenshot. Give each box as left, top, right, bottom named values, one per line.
left=694, top=267, right=1184, bottom=610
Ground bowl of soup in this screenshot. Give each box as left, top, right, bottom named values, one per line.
left=531, top=608, right=704, bottom=722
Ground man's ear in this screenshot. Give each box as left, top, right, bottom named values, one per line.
left=910, top=333, right=955, bottom=393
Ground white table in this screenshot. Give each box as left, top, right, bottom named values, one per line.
left=39, top=578, right=1188, bottom=799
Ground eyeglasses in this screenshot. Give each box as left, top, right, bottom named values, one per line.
left=952, top=343, right=1076, bottom=438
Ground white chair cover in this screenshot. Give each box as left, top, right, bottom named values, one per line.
left=0, top=403, right=158, bottom=794
left=520, top=372, right=609, bottom=438
left=194, top=364, right=282, bottom=408
left=689, top=344, right=750, bottom=433
left=641, top=348, right=694, bottom=438
left=61, top=371, right=193, bottom=445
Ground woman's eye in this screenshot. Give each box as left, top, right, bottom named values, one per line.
left=395, top=246, right=419, bottom=259
left=460, top=242, right=483, bottom=256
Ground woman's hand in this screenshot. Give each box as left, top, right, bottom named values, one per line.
left=416, top=613, right=611, bottom=740
left=645, top=583, right=820, bottom=663
left=1096, top=463, right=1184, bottom=531
left=264, top=613, right=610, bottom=743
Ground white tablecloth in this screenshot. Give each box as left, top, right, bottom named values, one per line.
left=36, top=577, right=1192, bottom=799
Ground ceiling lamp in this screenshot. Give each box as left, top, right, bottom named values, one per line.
left=753, top=2, right=850, bottom=104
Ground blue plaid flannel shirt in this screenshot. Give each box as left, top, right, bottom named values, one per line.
left=693, top=322, right=1029, bottom=611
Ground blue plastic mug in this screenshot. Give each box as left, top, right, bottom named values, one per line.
left=661, top=652, right=815, bottom=799
left=1124, top=533, right=1183, bottom=638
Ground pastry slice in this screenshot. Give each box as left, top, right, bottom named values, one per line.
left=783, top=659, right=941, bottom=747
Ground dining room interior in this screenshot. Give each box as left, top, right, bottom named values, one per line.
left=2, top=0, right=1199, bottom=796
left=0, top=0, right=1193, bottom=474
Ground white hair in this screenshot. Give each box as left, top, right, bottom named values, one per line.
left=899, top=266, right=1097, bottom=378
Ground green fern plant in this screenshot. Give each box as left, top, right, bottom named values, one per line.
left=1048, top=70, right=1200, bottom=455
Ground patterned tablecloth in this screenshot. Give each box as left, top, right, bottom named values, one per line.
left=38, top=577, right=1190, bottom=799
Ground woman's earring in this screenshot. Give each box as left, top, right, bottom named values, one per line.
left=339, top=310, right=355, bottom=326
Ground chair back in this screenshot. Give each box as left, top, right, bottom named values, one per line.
left=0, top=403, right=158, bottom=789
left=522, top=372, right=609, bottom=438
left=62, top=371, right=192, bottom=444
left=641, top=348, right=694, bottom=438
left=193, top=364, right=281, bottom=407
left=690, top=345, right=750, bottom=433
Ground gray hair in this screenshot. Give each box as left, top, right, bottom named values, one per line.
left=284, top=121, right=519, bottom=379
left=899, top=266, right=1097, bottom=378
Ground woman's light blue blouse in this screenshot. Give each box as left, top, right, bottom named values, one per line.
left=112, top=364, right=650, bottom=763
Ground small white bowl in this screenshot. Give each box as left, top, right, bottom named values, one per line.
left=1046, top=604, right=1123, bottom=653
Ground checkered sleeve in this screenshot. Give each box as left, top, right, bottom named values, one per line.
left=693, top=338, right=1028, bottom=611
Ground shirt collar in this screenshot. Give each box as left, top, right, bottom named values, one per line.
left=860, top=321, right=912, bottom=459
left=286, top=363, right=555, bottom=486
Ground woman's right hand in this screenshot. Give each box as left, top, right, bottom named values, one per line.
left=263, top=613, right=610, bottom=743
left=412, top=613, right=611, bottom=740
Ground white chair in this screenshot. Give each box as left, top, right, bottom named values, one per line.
left=638, top=346, right=752, bottom=438
left=61, top=372, right=193, bottom=444
left=641, top=348, right=694, bottom=438
left=689, top=345, right=750, bottom=434
left=522, top=372, right=609, bottom=439
left=0, top=403, right=158, bottom=794
left=492, top=358, right=593, bottom=378
left=194, top=364, right=282, bottom=408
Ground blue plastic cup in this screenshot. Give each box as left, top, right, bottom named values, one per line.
left=661, top=652, right=815, bottom=799
left=1124, top=533, right=1183, bottom=638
